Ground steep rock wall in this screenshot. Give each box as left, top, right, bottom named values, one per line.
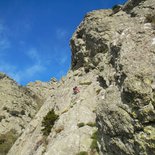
left=0, top=73, right=44, bottom=155
left=5, top=0, right=155, bottom=155
left=8, top=70, right=101, bottom=155
left=70, top=0, right=155, bottom=154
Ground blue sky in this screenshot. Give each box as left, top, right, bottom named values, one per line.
left=0, top=0, right=127, bottom=85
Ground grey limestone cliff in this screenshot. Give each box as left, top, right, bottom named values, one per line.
left=0, top=73, right=44, bottom=155
left=1, top=0, right=155, bottom=155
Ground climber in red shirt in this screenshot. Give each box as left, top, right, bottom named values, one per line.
left=73, top=86, right=80, bottom=94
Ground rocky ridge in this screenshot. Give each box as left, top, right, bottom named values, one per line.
left=0, top=73, right=44, bottom=154
left=7, top=69, right=101, bottom=155
left=74, top=0, right=155, bottom=153
left=0, top=0, right=155, bottom=155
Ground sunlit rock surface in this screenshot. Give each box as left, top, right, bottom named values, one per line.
left=1, top=0, right=155, bottom=155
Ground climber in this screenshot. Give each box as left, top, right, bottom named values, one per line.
left=73, top=86, right=80, bottom=94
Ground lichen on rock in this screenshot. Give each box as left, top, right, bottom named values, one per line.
left=1, top=0, right=155, bottom=155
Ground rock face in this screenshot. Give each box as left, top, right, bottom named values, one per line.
left=71, top=0, right=155, bottom=154
left=1, top=0, right=155, bottom=155
left=7, top=70, right=100, bottom=155
left=0, top=73, right=43, bottom=155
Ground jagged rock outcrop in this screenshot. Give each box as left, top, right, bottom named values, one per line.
left=70, top=0, right=155, bottom=154
left=2, top=0, right=155, bottom=155
left=0, top=72, right=45, bottom=155
left=27, top=78, right=58, bottom=100
left=7, top=69, right=101, bottom=155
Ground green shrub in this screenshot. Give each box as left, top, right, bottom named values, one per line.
left=90, top=139, right=99, bottom=152
left=91, top=131, right=98, bottom=139
left=0, top=129, right=18, bottom=155
left=76, top=151, right=88, bottom=155
left=41, top=109, right=59, bottom=136
left=77, top=122, right=85, bottom=128
left=86, top=122, right=96, bottom=127
left=90, top=131, right=99, bottom=152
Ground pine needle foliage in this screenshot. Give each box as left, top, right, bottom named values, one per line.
left=41, top=109, right=59, bottom=136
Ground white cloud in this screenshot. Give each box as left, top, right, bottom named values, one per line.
left=56, top=28, right=68, bottom=40
left=53, top=46, right=69, bottom=66
left=27, top=48, right=40, bottom=62
left=0, top=61, right=21, bottom=82
left=0, top=23, right=11, bottom=51
left=25, top=64, right=45, bottom=77
left=59, top=55, right=68, bottom=65
left=0, top=39, right=10, bottom=50
left=57, top=70, right=66, bottom=79
left=9, top=72, right=22, bottom=83
left=19, top=48, right=47, bottom=82
left=0, top=47, right=47, bottom=84
left=0, top=62, right=46, bottom=84
left=0, top=23, right=4, bottom=33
